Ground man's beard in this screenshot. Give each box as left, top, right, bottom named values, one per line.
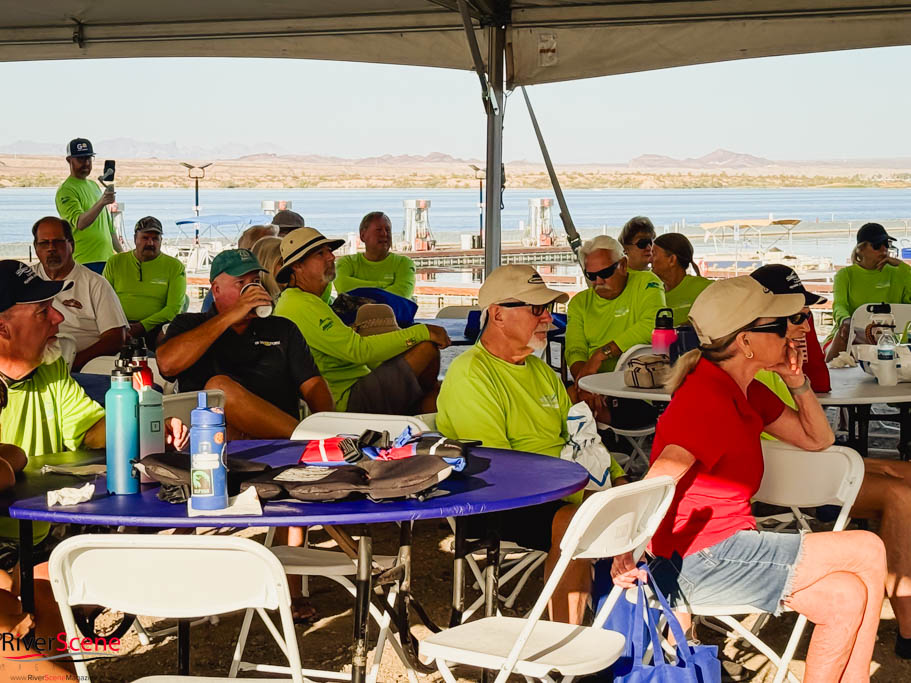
left=44, top=254, right=62, bottom=269
left=527, top=329, right=548, bottom=352
left=41, top=338, right=63, bottom=365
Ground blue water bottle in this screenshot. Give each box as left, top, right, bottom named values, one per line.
left=105, top=367, right=140, bottom=495
left=189, top=392, right=228, bottom=510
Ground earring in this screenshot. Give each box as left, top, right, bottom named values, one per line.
left=745, top=350, right=754, bottom=359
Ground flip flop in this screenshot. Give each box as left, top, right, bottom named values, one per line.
left=291, top=597, right=317, bottom=624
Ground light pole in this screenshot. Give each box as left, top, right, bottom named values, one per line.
left=180, top=162, right=212, bottom=217
left=469, top=164, right=485, bottom=242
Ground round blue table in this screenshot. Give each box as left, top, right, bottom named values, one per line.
left=10, top=440, right=587, bottom=682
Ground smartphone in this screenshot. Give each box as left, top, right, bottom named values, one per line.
left=102, top=159, right=116, bottom=184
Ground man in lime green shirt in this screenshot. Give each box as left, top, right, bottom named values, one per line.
left=335, top=212, right=416, bottom=299
left=565, top=235, right=665, bottom=427
left=274, top=228, right=450, bottom=412
left=437, top=264, right=624, bottom=625
left=54, top=138, right=123, bottom=269
left=103, top=216, right=187, bottom=350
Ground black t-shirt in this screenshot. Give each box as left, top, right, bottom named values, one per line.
left=162, top=309, right=321, bottom=418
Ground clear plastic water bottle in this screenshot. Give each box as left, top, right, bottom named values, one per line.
left=105, top=367, right=140, bottom=495
left=189, top=392, right=228, bottom=510
left=876, top=333, right=899, bottom=386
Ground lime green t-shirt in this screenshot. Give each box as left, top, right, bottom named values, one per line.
left=335, top=252, right=417, bottom=300
left=103, top=251, right=187, bottom=331
left=437, top=341, right=622, bottom=504
left=55, top=177, right=116, bottom=264
left=827, top=262, right=911, bottom=342
left=565, top=269, right=667, bottom=372
left=274, top=287, right=430, bottom=410
left=0, top=357, right=105, bottom=540
left=665, top=274, right=712, bottom=326
left=754, top=370, right=795, bottom=441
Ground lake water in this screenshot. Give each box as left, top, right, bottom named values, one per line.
left=3, top=186, right=911, bottom=264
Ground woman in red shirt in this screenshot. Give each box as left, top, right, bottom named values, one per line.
left=612, top=276, right=886, bottom=683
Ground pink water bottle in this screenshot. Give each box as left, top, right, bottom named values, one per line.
left=652, top=308, right=678, bottom=356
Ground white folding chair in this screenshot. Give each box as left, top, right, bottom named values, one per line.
left=846, top=301, right=911, bottom=352
left=436, top=305, right=479, bottom=319
left=48, top=534, right=304, bottom=683
left=421, top=476, right=676, bottom=683
left=291, top=411, right=431, bottom=441
left=603, top=343, right=657, bottom=475
left=686, top=442, right=865, bottom=683
left=80, top=355, right=175, bottom=394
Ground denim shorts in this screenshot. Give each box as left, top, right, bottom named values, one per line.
left=651, top=529, right=805, bottom=616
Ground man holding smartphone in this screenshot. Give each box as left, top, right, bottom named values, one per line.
left=54, top=138, right=123, bottom=273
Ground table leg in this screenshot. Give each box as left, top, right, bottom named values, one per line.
left=18, top=520, right=34, bottom=614
left=352, top=530, right=372, bottom=683
left=450, top=517, right=466, bottom=628
left=178, top=620, right=190, bottom=675
left=857, top=405, right=871, bottom=458
left=900, top=405, right=911, bottom=461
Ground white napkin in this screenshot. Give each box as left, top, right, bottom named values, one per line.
left=187, top=486, right=262, bottom=517
left=47, top=483, right=95, bottom=507
left=828, top=352, right=857, bottom=368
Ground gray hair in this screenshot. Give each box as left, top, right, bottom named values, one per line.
left=579, top=235, right=623, bottom=270
left=619, top=216, right=656, bottom=245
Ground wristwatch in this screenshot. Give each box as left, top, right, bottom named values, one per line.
left=601, top=343, right=617, bottom=358
left=788, top=377, right=812, bottom=396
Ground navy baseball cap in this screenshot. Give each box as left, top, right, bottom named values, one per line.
left=856, top=222, right=894, bottom=247
left=0, top=260, right=73, bottom=314
left=750, top=264, right=826, bottom=306
left=66, top=138, right=94, bottom=158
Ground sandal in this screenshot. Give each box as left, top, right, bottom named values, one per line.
left=291, top=597, right=318, bottom=624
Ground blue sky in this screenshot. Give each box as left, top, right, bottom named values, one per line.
left=2, top=45, right=911, bottom=163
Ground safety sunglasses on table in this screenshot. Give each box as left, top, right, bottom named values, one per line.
left=584, top=260, right=621, bottom=282
left=497, top=301, right=554, bottom=316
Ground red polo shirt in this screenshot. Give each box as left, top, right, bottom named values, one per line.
left=649, top=358, right=785, bottom=559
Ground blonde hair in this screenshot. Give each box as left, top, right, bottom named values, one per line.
left=579, top=235, right=623, bottom=271
left=664, top=325, right=750, bottom=393
left=851, top=241, right=871, bottom=267
left=250, top=236, right=283, bottom=299
left=238, top=224, right=278, bottom=251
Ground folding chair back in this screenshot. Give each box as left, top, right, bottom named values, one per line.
left=162, top=389, right=226, bottom=426
left=48, top=534, right=303, bottom=682
left=291, top=411, right=431, bottom=440
left=847, top=302, right=911, bottom=350
left=757, top=441, right=864, bottom=531
left=615, top=343, right=654, bottom=370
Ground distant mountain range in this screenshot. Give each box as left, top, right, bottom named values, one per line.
left=2, top=139, right=910, bottom=170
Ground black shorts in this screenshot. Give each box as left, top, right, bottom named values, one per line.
left=463, top=500, right=568, bottom=552
left=346, top=354, right=423, bottom=415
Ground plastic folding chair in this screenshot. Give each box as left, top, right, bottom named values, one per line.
left=602, top=343, right=657, bottom=475
left=846, top=301, right=911, bottom=352
left=686, top=441, right=865, bottom=683
left=81, top=355, right=174, bottom=393
left=47, top=534, right=304, bottom=683
left=291, top=411, right=431, bottom=441
left=162, top=389, right=226, bottom=426
left=421, top=476, right=676, bottom=683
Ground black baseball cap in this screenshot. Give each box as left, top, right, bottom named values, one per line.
left=66, top=138, right=94, bottom=158
left=856, top=222, right=895, bottom=247
left=750, top=264, right=826, bottom=306
left=0, top=260, right=73, bottom=314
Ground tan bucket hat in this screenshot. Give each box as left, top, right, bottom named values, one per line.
left=688, top=275, right=804, bottom=345
left=276, top=228, right=345, bottom=283
left=479, top=264, right=569, bottom=309
left=353, top=304, right=400, bottom=337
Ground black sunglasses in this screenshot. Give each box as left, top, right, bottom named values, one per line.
left=628, top=238, right=653, bottom=249
left=787, top=311, right=811, bottom=325
left=749, top=317, right=788, bottom=336
left=585, top=260, right=621, bottom=282
left=497, top=301, right=554, bottom=316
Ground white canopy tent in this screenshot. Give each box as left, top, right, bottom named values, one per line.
left=4, top=0, right=911, bottom=272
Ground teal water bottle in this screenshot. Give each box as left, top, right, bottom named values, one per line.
left=137, top=386, right=165, bottom=484
left=105, top=367, right=140, bottom=495
left=189, top=392, right=228, bottom=510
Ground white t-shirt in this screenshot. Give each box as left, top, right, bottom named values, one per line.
left=37, top=261, right=128, bottom=353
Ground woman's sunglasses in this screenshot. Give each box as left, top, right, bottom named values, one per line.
left=787, top=311, right=811, bottom=325
left=749, top=317, right=788, bottom=336
left=584, top=260, right=621, bottom=282
left=497, top=301, right=554, bottom=316
left=628, top=238, right=653, bottom=249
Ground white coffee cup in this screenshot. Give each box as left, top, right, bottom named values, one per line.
left=240, top=282, right=273, bottom=318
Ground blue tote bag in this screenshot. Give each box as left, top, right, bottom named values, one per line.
left=611, top=565, right=721, bottom=683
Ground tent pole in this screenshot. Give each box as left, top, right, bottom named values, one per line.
left=483, top=24, right=505, bottom=278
